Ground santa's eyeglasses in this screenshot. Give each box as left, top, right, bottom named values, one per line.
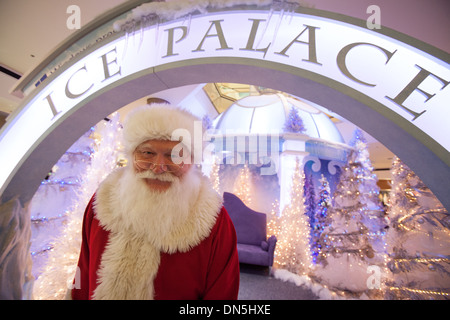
left=133, top=154, right=185, bottom=172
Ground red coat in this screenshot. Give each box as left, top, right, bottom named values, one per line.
left=71, top=195, right=240, bottom=300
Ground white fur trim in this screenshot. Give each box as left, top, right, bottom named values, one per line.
left=93, top=233, right=160, bottom=299
left=122, top=103, right=202, bottom=156
left=92, top=167, right=222, bottom=299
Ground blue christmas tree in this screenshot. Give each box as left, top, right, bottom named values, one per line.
left=303, top=172, right=316, bottom=240
left=283, top=106, right=306, bottom=133
left=202, top=114, right=213, bottom=130
left=310, top=174, right=331, bottom=264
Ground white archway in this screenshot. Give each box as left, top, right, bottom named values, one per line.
left=1, top=6, right=449, bottom=210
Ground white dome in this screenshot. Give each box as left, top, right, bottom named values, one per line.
left=214, top=94, right=344, bottom=144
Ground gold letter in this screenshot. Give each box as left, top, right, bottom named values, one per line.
left=275, top=25, right=321, bottom=65
left=386, top=65, right=449, bottom=120
left=240, top=19, right=271, bottom=57
left=100, top=47, right=121, bottom=81
left=43, top=92, right=61, bottom=119
left=163, top=26, right=188, bottom=57
left=337, top=42, right=396, bottom=87
left=193, top=20, right=232, bottom=52
left=65, top=64, right=94, bottom=98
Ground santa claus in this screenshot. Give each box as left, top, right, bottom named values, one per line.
left=69, top=103, right=240, bottom=300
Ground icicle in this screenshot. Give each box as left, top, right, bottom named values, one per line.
left=155, top=17, right=160, bottom=48
left=272, top=8, right=285, bottom=47
left=138, top=17, right=145, bottom=52
left=179, top=13, right=192, bottom=36
left=138, top=14, right=153, bottom=52
left=121, top=24, right=130, bottom=62
left=121, top=19, right=137, bottom=62
left=132, top=20, right=137, bottom=49
left=288, top=2, right=297, bottom=25
left=186, top=13, right=192, bottom=36
left=256, top=8, right=273, bottom=49
left=181, top=13, right=188, bottom=25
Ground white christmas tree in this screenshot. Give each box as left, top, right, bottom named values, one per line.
left=31, top=113, right=123, bottom=300
left=314, top=129, right=388, bottom=297
left=29, top=129, right=95, bottom=277
left=208, top=157, right=221, bottom=194
left=232, top=162, right=253, bottom=207
left=268, top=158, right=312, bottom=275
left=385, top=157, right=450, bottom=300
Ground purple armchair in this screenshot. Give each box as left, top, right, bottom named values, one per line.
left=223, top=192, right=277, bottom=267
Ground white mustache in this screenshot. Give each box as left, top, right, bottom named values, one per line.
left=135, top=170, right=179, bottom=182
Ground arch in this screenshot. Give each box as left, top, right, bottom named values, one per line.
left=0, top=6, right=449, bottom=210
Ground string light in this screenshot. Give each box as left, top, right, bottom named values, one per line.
left=268, top=158, right=312, bottom=275
left=32, top=113, right=123, bottom=300
left=385, top=156, right=449, bottom=300
left=232, top=162, right=253, bottom=207
left=388, top=286, right=450, bottom=297
left=209, top=157, right=221, bottom=194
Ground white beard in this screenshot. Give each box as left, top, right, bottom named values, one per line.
left=116, top=167, right=201, bottom=243
left=92, top=166, right=222, bottom=299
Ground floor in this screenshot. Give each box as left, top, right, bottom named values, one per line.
left=237, top=264, right=319, bottom=300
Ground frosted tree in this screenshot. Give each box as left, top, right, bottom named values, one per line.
left=267, top=199, right=281, bottom=240
left=303, top=172, right=316, bottom=228
left=29, top=129, right=95, bottom=278
left=31, top=113, right=123, bottom=300
left=314, top=129, right=387, bottom=296
left=349, top=129, right=384, bottom=211
left=283, top=106, right=306, bottom=133
left=208, top=158, right=221, bottom=194
left=270, top=158, right=312, bottom=275
left=311, top=175, right=331, bottom=264
left=232, top=162, right=253, bottom=207
left=385, top=157, right=450, bottom=300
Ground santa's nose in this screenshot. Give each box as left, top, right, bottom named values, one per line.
left=151, top=164, right=166, bottom=174
left=151, top=154, right=169, bottom=174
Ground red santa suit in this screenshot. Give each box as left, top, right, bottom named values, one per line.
left=69, top=104, right=240, bottom=300
left=70, top=167, right=240, bottom=300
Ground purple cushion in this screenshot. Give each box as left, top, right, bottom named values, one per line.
left=261, top=241, right=269, bottom=251
left=237, top=243, right=270, bottom=266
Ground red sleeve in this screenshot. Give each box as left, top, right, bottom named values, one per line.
left=70, top=195, right=94, bottom=300
left=203, top=206, right=240, bottom=300
left=71, top=194, right=109, bottom=300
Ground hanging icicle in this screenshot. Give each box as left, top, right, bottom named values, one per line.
left=112, top=0, right=298, bottom=35
left=256, top=7, right=273, bottom=49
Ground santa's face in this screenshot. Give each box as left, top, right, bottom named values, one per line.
left=132, top=139, right=192, bottom=192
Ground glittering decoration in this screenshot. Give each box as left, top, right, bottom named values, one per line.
left=30, top=113, right=124, bottom=300
left=267, top=158, right=312, bottom=275
left=385, top=157, right=450, bottom=300
left=313, top=129, right=388, bottom=296
left=310, top=174, right=331, bottom=264
left=208, top=157, right=221, bottom=194
left=303, top=172, right=316, bottom=227
left=232, top=162, right=253, bottom=207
